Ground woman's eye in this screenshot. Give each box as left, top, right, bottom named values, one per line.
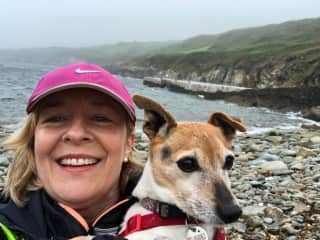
left=177, top=157, right=200, bottom=173
left=224, top=155, right=234, bottom=170
left=92, top=115, right=112, bottom=122
left=45, top=115, right=66, bottom=123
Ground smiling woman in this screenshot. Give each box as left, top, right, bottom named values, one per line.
left=0, top=63, right=143, bottom=240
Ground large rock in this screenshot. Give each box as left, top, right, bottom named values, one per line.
left=303, top=106, right=320, bottom=121
left=259, top=161, right=289, bottom=175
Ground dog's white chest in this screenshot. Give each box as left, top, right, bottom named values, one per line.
left=186, top=226, right=209, bottom=240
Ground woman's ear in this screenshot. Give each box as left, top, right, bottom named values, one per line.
left=124, top=132, right=135, bottom=161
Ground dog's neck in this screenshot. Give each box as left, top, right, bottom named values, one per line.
left=132, top=160, right=177, bottom=205
left=124, top=159, right=219, bottom=240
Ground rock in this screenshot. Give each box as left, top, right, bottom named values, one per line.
left=296, top=147, right=317, bottom=158
left=310, top=136, right=320, bottom=144
left=266, top=223, right=280, bottom=234
left=242, top=205, right=266, bottom=216
left=282, top=149, right=297, bottom=156
left=290, top=162, right=305, bottom=170
left=0, top=155, right=10, bottom=166
left=313, top=174, right=320, bottom=181
left=259, top=161, right=288, bottom=175
left=236, top=154, right=249, bottom=162
left=264, top=207, right=284, bottom=222
left=263, top=217, right=273, bottom=224
left=301, top=124, right=320, bottom=130
left=246, top=215, right=263, bottom=228
left=231, top=222, right=247, bottom=233
left=281, top=223, right=300, bottom=235
left=292, top=202, right=311, bottom=214
left=285, top=236, right=299, bottom=240
left=303, top=106, right=320, bottom=121
left=257, top=153, right=280, bottom=162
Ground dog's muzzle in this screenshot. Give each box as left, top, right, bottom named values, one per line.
left=217, top=203, right=242, bottom=223
left=215, top=181, right=242, bottom=223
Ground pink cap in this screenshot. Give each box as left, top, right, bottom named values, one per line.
left=27, top=63, right=136, bottom=124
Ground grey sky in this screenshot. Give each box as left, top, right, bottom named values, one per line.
left=1, top=0, right=319, bottom=49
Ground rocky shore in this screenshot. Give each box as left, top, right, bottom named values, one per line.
left=144, top=78, right=320, bottom=122
left=1, top=123, right=320, bottom=239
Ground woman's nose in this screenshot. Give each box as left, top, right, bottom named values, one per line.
left=62, top=119, right=92, bottom=144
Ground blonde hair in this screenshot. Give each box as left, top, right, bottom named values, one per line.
left=2, top=111, right=143, bottom=207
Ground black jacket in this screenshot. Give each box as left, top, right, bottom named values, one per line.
left=0, top=175, right=140, bottom=240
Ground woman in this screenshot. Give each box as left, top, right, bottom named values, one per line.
left=0, top=63, right=143, bottom=240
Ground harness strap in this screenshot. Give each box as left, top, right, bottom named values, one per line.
left=0, top=223, right=17, bottom=240
left=119, top=213, right=226, bottom=240
left=119, top=213, right=188, bottom=237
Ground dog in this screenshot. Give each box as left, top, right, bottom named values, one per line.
left=119, top=94, right=246, bottom=240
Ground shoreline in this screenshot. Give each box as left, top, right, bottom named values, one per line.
left=142, top=78, right=320, bottom=122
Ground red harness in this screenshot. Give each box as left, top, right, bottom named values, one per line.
left=119, top=213, right=226, bottom=240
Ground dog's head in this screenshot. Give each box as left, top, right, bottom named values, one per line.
left=133, top=94, right=246, bottom=225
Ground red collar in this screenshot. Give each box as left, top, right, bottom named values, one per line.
left=119, top=213, right=226, bottom=240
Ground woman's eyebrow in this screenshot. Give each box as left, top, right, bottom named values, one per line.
left=91, top=100, right=118, bottom=109
left=40, top=100, right=63, bottom=110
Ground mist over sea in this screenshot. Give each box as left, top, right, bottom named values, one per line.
left=0, top=62, right=317, bottom=133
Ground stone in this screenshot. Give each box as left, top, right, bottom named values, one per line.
left=242, top=205, right=266, bottom=216
left=246, top=215, right=263, bottom=228
left=310, top=136, right=320, bottom=144
left=259, top=161, right=288, bottom=175
left=281, top=223, right=300, bottom=235
left=290, top=162, right=305, bottom=170
left=263, top=217, right=273, bottom=224
left=292, top=202, right=311, bottom=214
left=258, top=153, right=280, bottom=162
left=231, top=222, right=247, bottom=233
left=264, top=207, right=284, bottom=222
left=296, top=147, right=317, bottom=158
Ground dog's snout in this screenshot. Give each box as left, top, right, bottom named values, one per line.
left=217, top=203, right=242, bottom=223
left=215, top=181, right=241, bottom=223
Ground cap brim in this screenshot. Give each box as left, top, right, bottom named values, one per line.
left=27, top=83, right=135, bottom=122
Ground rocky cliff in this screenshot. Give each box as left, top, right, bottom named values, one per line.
left=120, top=44, right=320, bottom=89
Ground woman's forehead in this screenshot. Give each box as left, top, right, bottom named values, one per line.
left=38, top=88, right=122, bottom=110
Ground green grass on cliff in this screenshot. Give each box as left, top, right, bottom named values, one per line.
left=135, top=17, right=320, bottom=81
left=150, top=17, right=320, bottom=55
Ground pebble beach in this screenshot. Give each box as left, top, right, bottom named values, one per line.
left=1, top=123, right=320, bottom=240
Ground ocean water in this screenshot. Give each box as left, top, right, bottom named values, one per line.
left=0, top=61, right=317, bottom=133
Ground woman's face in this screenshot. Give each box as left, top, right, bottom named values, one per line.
left=34, top=88, right=133, bottom=212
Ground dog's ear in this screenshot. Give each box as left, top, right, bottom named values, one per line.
left=208, top=112, right=246, bottom=141
left=133, top=94, right=177, bottom=139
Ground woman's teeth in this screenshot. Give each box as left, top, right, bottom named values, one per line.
left=59, top=158, right=98, bottom=166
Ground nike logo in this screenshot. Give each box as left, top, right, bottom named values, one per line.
left=75, top=68, right=101, bottom=74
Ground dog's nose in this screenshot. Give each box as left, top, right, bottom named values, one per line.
left=217, top=203, right=242, bottom=223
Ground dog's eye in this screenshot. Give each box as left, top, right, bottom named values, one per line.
left=177, top=157, right=200, bottom=172
left=224, top=155, right=234, bottom=170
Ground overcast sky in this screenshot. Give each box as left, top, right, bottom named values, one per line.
left=1, top=0, right=319, bottom=49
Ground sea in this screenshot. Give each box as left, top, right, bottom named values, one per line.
left=0, top=61, right=318, bottom=134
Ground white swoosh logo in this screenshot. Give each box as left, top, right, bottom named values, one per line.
left=75, top=68, right=101, bottom=74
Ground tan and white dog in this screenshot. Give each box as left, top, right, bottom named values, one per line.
left=119, top=95, right=246, bottom=240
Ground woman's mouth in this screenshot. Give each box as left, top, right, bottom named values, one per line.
left=58, top=158, right=100, bottom=167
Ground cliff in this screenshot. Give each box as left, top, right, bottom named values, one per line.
left=109, top=17, right=320, bottom=89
